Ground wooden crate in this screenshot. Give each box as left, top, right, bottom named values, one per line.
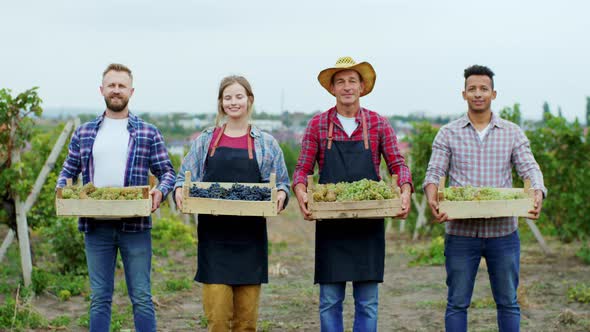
left=437, top=177, right=535, bottom=219
left=307, top=175, right=402, bottom=220
left=55, top=180, right=151, bottom=218
left=181, top=171, right=278, bottom=217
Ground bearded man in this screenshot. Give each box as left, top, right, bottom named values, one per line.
left=57, top=63, right=175, bottom=332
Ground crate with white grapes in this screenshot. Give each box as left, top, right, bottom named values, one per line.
left=307, top=175, right=402, bottom=220
left=437, top=177, right=535, bottom=219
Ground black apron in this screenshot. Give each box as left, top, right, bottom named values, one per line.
left=195, top=125, right=268, bottom=285
left=314, top=111, right=385, bottom=284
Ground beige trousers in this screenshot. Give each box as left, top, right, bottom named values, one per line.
left=202, top=283, right=261, bottom=332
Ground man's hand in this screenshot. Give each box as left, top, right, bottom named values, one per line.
left=425, top=183, right=449, bottom=223
left=174, top=187, right=183, bottom=211
left=294, top=183, right=313, bottom=221
left=277, top=190, right=287, bottom=213
left=395, top=183, right=412, bottom=219
left=528, top=189, right=544, bottom=220
left=150, top=188, right=163, bottom=212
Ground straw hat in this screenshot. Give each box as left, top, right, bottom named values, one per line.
left=318, top=56, right=376, bottom=96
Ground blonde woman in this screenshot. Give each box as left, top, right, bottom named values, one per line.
left=174, top=75, right=290, bottom=331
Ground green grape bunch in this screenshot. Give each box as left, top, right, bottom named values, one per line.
left=443, top=186, right=528, bottom=201
left=312, top=179, right=399, bottom=202
left=61, top=183, right=144, bottom=200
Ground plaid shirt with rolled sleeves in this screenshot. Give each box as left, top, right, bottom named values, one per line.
left=423, top=112, right=547, bottom=238
left=292, top=107, right=413, bottom=190
left=174, top=125, right=291, bottom=206
left=57, top=112, right=176, bottom=232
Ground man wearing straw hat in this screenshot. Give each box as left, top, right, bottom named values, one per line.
left=293, top=56, right=413, bottom=331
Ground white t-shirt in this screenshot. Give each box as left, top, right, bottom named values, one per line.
left=337, top=113, right=359, bottom=138
left=477, top=123, right=491, bottom=142
left=93, top=117, right=130, bottom=187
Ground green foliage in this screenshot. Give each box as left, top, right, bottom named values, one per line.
left=407, top=236, right=445, bottom=266
left=77, top=312, right=90, bottom=328
left=76, top=305, right=131, bottom=331
left=41, top=218, right=87, bottom=274
left=576, top=242, right=590, bottom=265
left=49, top=315, right=71, bottom=328
left=268, top=241, right=288, bottom=256
left=31, top=266, right=89, bottom=299
left=169, top=152, right=182, bottom=171
left=0, top=297, right=47, bottom=329
left=542, top=101, right=552, bottom=121
left=527, top=114, right=590, bottom=241
left=31, top=267, right=51, bottom=294
left=567, top=283, right=590, bottom=304
left=198, top=314, right=209, bottom=328
left=500, top=103, right=522, bottom=126
left=49, top=274, right=88, bottom=298
left=0, top=87, right=45, bottom=230
left=151, top=217, right=196, bottom=250
left=407, top=121, right=439, bottom=187
left=279, top=142, right=300, bottom=183
left=164, top=278, right=192, bottom=292
left=58, top=289, right=71, bottom=301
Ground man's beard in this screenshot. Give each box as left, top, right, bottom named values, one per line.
left=104, top=95, right=129, bottom=113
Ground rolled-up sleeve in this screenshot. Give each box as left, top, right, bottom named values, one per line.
left=512, top=129, right=547, bottom=197
left=423, top=128, right=451, bottom=191
left=57, top=127, right=82, bottom=188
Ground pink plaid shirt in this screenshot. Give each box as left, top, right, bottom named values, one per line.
left=423, top=112, right=546, bottom=238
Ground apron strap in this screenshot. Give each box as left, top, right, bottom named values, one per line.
left=327, top=110, right=369, bottom=150
left=210, top=124, right=226, bottom=157
left=209, top=124, right=253, bottom=159
left=361, top=110, right=369, bottom=150
left=247, top=125, right=253, bottom=159
left=327, top=121, right=334, bottom=150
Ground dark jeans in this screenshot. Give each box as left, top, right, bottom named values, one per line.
left=85, top=224, right=156, bottom=332
left=444, top=231, right=520, bottom=332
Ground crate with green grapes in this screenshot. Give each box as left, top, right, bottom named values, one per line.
left=437, top=177, right=535, bottom=219
left=307, top=175, right=402, bottom=220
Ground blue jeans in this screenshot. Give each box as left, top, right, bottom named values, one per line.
left=445, top=231, right=520, bottom=332
left=319, top=282, right=379, bottom=332
left=85, top=224, right=156, bottom=332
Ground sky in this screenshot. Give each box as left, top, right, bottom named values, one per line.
left=1, top=0, right=589, bottom=121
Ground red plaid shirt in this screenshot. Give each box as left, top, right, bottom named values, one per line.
left=293, top=107, right=412, bottom=189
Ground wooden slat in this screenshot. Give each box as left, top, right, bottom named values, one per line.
left=56, top=198, right=152, bottom=218
left=307, top=176, right=402, bottom=220
left=312, top=207, right=400, bottom=220
left=181, top=171, right=278, bottom=217
left=310, top=198, right=401, bottom=211
left=181, top=197, right=277, bottom=217
left=436, top=176, right=537, bottom=219
left=440, top=198, right=534, bottom=219
left=55, top=185, right=151, bottom=217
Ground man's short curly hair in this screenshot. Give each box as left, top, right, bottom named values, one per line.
left=464, top=65, right=494, bottom=89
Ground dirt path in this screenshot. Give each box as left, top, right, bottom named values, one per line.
left=11, top=204, right=590, bottom=331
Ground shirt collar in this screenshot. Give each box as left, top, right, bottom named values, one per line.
left=458, top=111, right=503, bottom=129
left=93, top=111, right=138, bottom=130
left=329, top=106, right=364, bottom=124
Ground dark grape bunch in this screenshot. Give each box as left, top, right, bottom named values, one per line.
left=189, top=183, right=271, bottom=201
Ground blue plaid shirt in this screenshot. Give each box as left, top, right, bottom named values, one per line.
left=57, top=112, right=176, bottom=232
